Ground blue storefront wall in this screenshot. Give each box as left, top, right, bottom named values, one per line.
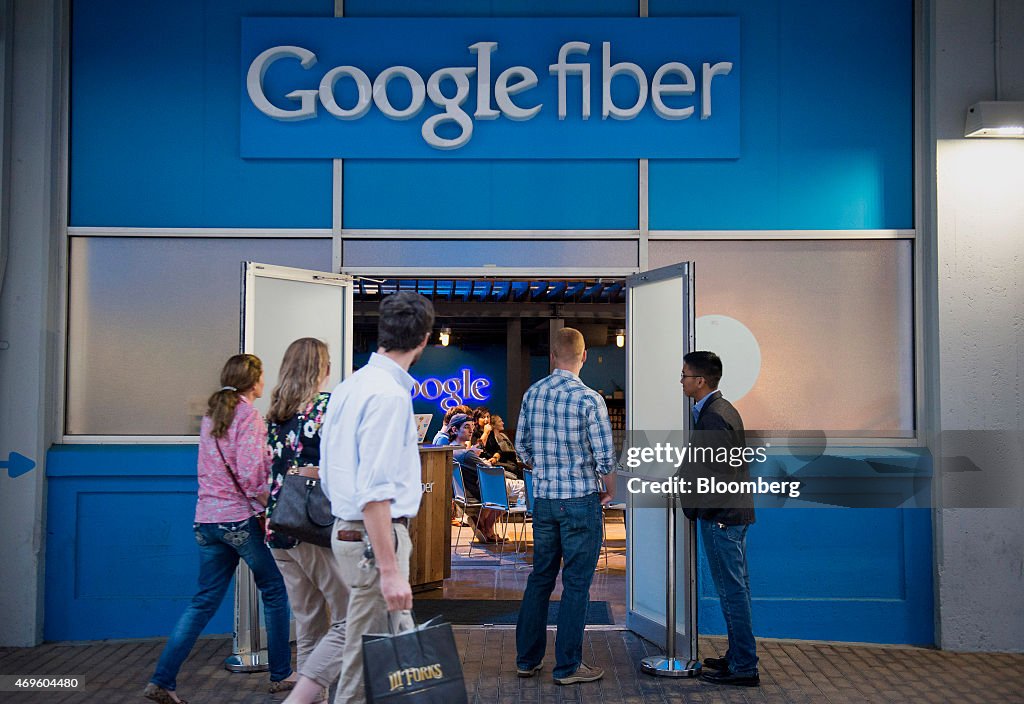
left=44, top=444, right=934, bottom=644
left=694, top=445, right=934, bottom=645
left=58, top=0, right=929, bottom=645
left=706, top=508, right=933, bottom=645
left=45, top=445, right=232, bottom=641
left=71, top=0, right=910, bottom=230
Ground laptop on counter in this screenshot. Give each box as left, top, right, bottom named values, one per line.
left=415, top=413, right=433, bottom=444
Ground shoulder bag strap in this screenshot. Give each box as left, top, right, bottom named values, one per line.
left=215, top=438, right=263, bottom=513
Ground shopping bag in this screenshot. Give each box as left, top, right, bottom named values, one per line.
left=362, top=616, right=468, bottom=704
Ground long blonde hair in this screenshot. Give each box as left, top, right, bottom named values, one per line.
left=267, top=338, right=330, bottom=424
left=207, top=354, right=263, bottom=438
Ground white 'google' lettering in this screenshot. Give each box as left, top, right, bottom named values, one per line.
left=246, top=41, right=732, bottom=150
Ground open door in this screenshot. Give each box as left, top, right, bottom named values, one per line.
left=624, top=263, right=697, bottom=662
left=241, top=262, right=353, bottom=410
left=227, top=262, right=354, bottom=671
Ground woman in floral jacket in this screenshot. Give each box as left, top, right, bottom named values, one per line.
left=265, top=338, right=347, bottom=704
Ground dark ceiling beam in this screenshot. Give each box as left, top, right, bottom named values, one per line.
left=355, top=301, right=624, bottom=319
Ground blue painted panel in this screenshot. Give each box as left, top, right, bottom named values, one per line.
left=579, top=345, right=627, bottom=397
left=70, top=0, right=333, bottom=227
left=648, top=0, right=913, bottom=229
left=45, top=445, right=235, bottom=641
left=697, top=508, right=933, bottom=645
left=527, top=347, right=626, bottom=396
left=76, top=490, right=202, bottom=599
left=344, top=160, right=637, bottom=229
left=323, top=0, right=640, bottom=231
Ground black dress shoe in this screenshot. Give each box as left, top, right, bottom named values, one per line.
left=700, top=669, right=760, bottom=687
left=702, top=657, right=729, bottom=671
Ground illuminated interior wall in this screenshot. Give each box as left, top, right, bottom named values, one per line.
left=355, top=345, right=508, bottom=439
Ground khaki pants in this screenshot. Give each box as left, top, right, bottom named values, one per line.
left=272, top=542, right=349, bottom=688
left=330, top=519, right=414, bottom=704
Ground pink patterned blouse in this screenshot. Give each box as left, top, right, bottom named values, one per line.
left=194, top=396, right=272, bottom=524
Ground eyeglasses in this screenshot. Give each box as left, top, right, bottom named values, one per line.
left=680, top=374, right=704, bottom=380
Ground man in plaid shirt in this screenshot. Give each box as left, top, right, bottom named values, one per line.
left=514, top=327, right=618, bottom=685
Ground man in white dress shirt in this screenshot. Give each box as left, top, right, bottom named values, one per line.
left=315, top=291, right=435, bottom=704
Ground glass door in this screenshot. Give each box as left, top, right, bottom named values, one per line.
left=229, top=262, right=354, bottom=671
left=624, top=262, right=697, bottom=661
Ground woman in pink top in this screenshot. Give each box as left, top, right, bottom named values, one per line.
left=144, top=354, right=296, bottom=704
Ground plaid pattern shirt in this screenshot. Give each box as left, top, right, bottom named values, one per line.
left=515, top=369, right=617, bottom=499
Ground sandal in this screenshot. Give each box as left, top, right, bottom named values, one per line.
left=143, top=683, right=188, bottom=704
left=268, top=678, right=297, bottom=693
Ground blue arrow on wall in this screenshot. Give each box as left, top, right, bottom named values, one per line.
left=2, top=452, right=36, bottom=478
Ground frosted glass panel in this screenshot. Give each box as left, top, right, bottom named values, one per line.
left=247, top=272, right=347, bottom=418
left=343, top=239, right=637, bottom=269
left=67, top=237, right=332, bottom=435
left=649, top=240, right=914, bottom=435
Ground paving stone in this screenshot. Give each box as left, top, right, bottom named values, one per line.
left=2, top=629, right=1024, bottom=703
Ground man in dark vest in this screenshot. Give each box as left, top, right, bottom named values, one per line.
left=680, top=351, right=759, bottom=687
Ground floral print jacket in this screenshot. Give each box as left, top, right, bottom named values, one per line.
left=265, top=392, right=330, bottom=549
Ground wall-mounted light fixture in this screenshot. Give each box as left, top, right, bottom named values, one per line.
left=965, top=101, right=1024, bottom=138
left=439, top=327, right=451, bottom=347
left=965, top=1, right=1022, bottom=138
left=615, top=328, right=625, bottom=348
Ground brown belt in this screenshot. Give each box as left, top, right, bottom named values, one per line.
left=336, top=517, right=408, bottom=542
left=287, top=465, right=319, bottom=479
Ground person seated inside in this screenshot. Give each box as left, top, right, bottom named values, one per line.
left=471, top=406, right=492, bottom=449
left=432, top=404, right=472, bottom=446
left=484, top=414, right=530, bottom=480
left=443, top=414, right=524, bottom=543
left=433, top=405, right=473, bottom=527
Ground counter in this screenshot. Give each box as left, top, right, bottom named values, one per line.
left=410, top=446, right=454, bottom=591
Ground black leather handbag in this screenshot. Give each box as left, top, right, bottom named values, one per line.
left=267, top=470, right=334, bottom=547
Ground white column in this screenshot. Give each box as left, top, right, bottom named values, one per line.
left=0, top=0, right=65, bottom=646
left=932, top=0, right=1024, bottom=652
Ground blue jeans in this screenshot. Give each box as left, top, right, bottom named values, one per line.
left=150, top=517, right=293, bottom=691
left=516, top=493, right=603, bottom=679
left=699, top=520, right=758, bottom=676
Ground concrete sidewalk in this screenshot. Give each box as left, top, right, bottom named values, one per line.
left=1, top=628, right=1021, bottom=703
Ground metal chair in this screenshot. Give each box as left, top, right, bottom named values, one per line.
left=512, top=469, right=535, bottom=567
left=451, top=461, right=482, bottom=558
left=522, top=468, right=534, bottom=515
left=476, top=466, right=527, bottom=567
